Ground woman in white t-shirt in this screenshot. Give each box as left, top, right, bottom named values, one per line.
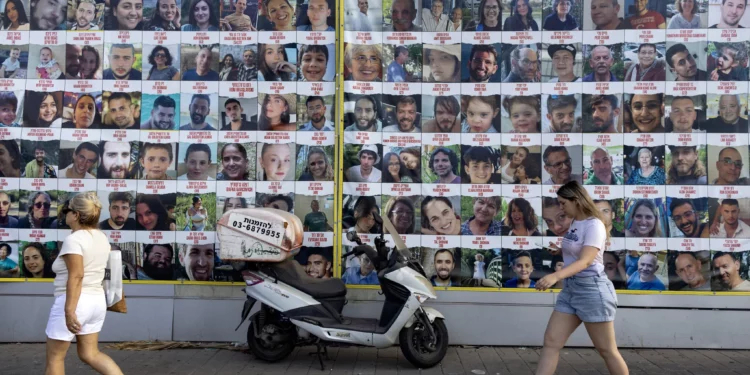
left=44, top=192, right=123, bottom=375
left=534, top=181, right=628, bottom=375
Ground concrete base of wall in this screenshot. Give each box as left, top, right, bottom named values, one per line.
left=2, top=282, right=749, bottom=348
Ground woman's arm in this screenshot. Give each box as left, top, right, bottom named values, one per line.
left=537, top=246, right=599, bottom=291
left=63, top=253, right=84, bottom=333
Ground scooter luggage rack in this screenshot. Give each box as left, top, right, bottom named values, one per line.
left=216, top=207, right=304, bottom=263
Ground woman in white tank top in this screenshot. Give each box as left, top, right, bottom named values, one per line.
left=44, top=192, right=123, bottom=375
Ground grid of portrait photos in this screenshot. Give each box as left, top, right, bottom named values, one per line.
left=0, top=0, right=337, bottom=283
left=342, top=0, right=750, bottom=292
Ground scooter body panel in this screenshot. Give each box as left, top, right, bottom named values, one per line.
left=384, top=267, right=436, bottom=299
left=371, top=294, right=421, bottom=348
left=292, top=320, right=376, bottom=345
left=245, top=272, right=321, bottom=313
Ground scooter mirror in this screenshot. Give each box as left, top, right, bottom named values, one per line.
left=346, top=231, right=362, bottom=244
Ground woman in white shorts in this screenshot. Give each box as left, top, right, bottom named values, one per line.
left=45, top=192, right=123, bottom=375
left=534, top=181, right=629, bottom=375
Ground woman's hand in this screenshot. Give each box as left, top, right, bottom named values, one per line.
left=274, top=61, right=296, bottom=75
left=536, top=273, right=559, bottom=291
left=546, top=242, right=561, bottom=255
left=65, top=311, right=81, bottom=334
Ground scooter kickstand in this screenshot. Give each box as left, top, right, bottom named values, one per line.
left=308, top=343, right=327, bottom=371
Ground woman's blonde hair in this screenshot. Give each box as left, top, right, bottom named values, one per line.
left=556, top=181, right=611, bottom=241
left=68, top=191, right=102, bottom=229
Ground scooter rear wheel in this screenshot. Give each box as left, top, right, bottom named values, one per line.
left=247, top=313, right=296, bottom=362
left=399, top=318, right=448, bottom=369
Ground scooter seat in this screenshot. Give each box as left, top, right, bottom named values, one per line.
left=270, top=259, right=347, bottom=299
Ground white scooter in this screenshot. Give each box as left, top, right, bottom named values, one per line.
left=220, top=208, right=448, bottom=369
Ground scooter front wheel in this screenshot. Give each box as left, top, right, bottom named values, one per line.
left=247, top=313, right=296, bottom=362
left=399, top=318, right=449, bottom=368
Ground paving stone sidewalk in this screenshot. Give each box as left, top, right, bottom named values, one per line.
left=2, top=343, right=750, bottom=374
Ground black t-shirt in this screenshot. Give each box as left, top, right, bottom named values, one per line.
left=99, top=218, right=137, bottom=230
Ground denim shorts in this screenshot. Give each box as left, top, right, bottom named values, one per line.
left=555, top=274, right=618, bottom=323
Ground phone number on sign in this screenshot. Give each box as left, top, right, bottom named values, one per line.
left=231, top=220, right=281, bottom=239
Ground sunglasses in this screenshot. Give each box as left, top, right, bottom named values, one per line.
left=34, top=202, right=51, bottom=209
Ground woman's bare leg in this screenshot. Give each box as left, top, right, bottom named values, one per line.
left=75, top=333, right=124, bottom=375
left=535, top=311, right=582, bottom=375
left=584, top=321, right=629, bottom=375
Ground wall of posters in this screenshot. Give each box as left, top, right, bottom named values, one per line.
left=2, top=0, right=750, bottom=296
left=0, top=0, right=337, bottom=283
left=340, top=0, right=750, bottom=293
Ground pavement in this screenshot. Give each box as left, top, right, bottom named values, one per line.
left=2, top=343, right=750, bottom=374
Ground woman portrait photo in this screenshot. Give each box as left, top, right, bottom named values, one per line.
left=259, top=0, right=295, bottom=31
left=136, top=194, right=175, bottom=231
left=346, top=195, right=380, bottom=234
left=18, top=191, right=56, bottom=229
left=0, top=242, right=18, bottom=276
left=185, top=196, right=208, bottom=231
left=145, top=0, right=181, bottom=30
left=668, top=0, right=701, bottom=29
left=465, top=0, right=503, bottom=31
left=625, top=199, right=665, bottom=238
left=344, top=43, right=382, bottom=82
left=2, top=0, right=29, bottom=30
left=384, top=196, right=418, bottom=234
left=221, top=196, right=248, bottom=215
left=181, top=0, right=219, bottom=30
left=0, top=139, right=22, bottom=177
left=258, top=93, right=296, bottom=131
left=23, top=91, right=63, bottom=128
left=626, top=147, right=665, bottom=185
left=382, top=151, right=414, bottom=183
left=217, top=143, right=252, bottom=181
left=461, top=196, right=503, bottom=236
left=21, top=242, right=55, bottom=278
left=257, top=142, right=294, bottom=181
left=298, top=146, right=333, bottom=181
left=423, top=44, right=461, bottom=83
left=0, top=191, right=19, bottom=228
left=75, top=45, right=102, bottom=80
left=504, top=0, right=539, bottom=31
left=105, top=0, right=144, bottom=30
left=30, top=0, right=66, bottom=30
left=628, top=93, right=665, bottom=133
left=421, top=196, right=461, bottom=235
left=502, top=197, right=542, bottom=236
left=219, top=54, right=237, bottom=81
left=258, top=43, right=297, bottom=81
left=146, top=45, right=180, bottom=81
left=513, top=155, right=542, bottom=184
left=62, top=94, right=101, bottom=129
